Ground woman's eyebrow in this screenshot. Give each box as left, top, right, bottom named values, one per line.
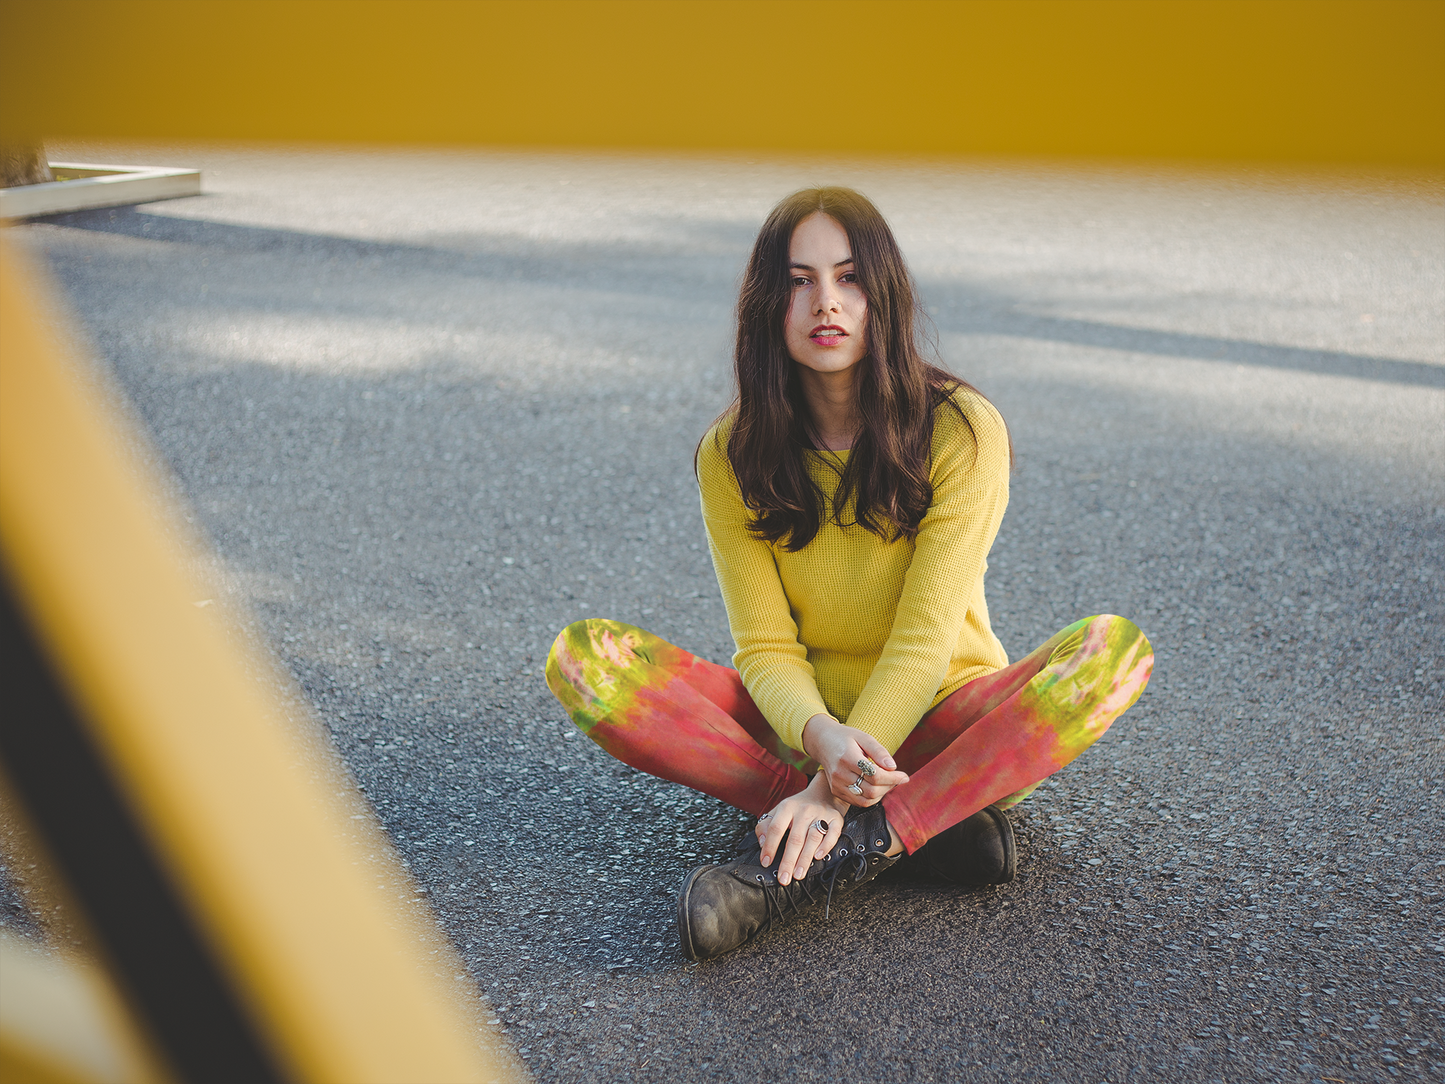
left=788, top=257, right=855, bottom=271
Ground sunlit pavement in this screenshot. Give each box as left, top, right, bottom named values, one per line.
left=6, top=144, right=1443, bottom=1082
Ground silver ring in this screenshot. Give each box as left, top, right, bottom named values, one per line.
left=857, top=758, right=877, bottom=778
left=757, top=813, right=773, bottom=822
left=815, top=819, right=831, bottom=833
left=847, top=778, right=864, bottom=795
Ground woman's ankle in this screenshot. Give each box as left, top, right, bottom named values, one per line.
left=886, top=821, right=904, bottom=857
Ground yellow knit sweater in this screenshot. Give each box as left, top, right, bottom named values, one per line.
left=697, top=387, right=1010, bottom=755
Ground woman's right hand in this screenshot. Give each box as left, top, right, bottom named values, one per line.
left=801, top=713, right=909, bottom=807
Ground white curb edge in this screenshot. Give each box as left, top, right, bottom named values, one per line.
left=0, top=163, right=202, bottom=220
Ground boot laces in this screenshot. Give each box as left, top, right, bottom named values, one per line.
left=820, top=852, right=869, bottom=920
left=756, top=846, right=869, bottom=929
left=756, top=875, right=822, bottom=937
left=746, top=812, right=883, bottom=929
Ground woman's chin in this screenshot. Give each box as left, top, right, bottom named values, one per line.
left=792, top=350, right=866, bottom=376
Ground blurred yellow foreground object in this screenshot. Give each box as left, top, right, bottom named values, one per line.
left=0, top=240, right=517, bottom=1081
left=0, top=931, right=162, bottom=1084
left=1, top=0, right=1441, bottom=167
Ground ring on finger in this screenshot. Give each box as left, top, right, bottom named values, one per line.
left=847, top=777, right=864, bottom=795
left=815, top=819, right=831, bottom=834
left=857, top=758, right=877, bottom=778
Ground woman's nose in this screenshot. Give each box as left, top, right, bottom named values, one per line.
left=813, top=284, right=841, bottom=313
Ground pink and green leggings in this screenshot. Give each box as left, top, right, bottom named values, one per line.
left=544, top=615, right=1153, bottom=854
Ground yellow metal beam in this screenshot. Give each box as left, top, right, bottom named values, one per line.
left=0, top=0, right=1441, bottom=167
left=0, top=238, right=517, bottom=1081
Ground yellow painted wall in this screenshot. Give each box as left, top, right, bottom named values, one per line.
left=2, top=0, right=1442, bottom=167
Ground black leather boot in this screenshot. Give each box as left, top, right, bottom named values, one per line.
left=677, top=803, right=900, bottom=962
left=909, top=804, right=1016, bottom=886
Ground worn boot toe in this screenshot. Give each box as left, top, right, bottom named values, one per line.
left=677, top=862, right=768, bottom=962
left=676, top=805, right=902, bottom=962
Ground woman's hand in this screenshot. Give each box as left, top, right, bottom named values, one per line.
left=754, top=771, right=850, bottom=886
left=802, top=713, right=910, bottom=807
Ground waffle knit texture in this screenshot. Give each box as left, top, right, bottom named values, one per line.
left=697, top=386, right=1010, bottom=755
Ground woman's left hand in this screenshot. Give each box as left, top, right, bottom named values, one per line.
left=754, top=772, right=849, bottom=886
left=801, top=713, right=910, bottom=807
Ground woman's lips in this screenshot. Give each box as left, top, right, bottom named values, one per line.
left=810, top=324, right=848, bottom=344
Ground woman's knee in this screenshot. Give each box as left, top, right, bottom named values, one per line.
left=547, top=618, right=617, bottom=721
left=547, top=619, right=606, bottom=697
left=545, top=617, right=650, bottom=695
left=1091, top=614, right=1152, bottom=662
left=546, top=617, right=671, bottom=734
left=1074, top=614, right=1149, bottom=648
left=1077, top=614, right=1154, bottom=699
left=1044, top=614, right=1153, bottom=679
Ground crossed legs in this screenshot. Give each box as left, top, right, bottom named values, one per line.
left=545, top=615, right=1153, bottom=850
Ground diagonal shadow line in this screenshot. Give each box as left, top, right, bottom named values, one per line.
left=934, top=306, right=1445, bottom=389
left=41, top=206, right=1445, bottom=389
left=34, top=205, right=748, bottom=323
left=34, top=203, right=746, bottom=272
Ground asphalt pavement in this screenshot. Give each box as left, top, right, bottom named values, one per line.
left=5, top=143, right=1443, bottom=1082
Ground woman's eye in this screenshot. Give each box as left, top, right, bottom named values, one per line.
left=840, top=272, right=858, bottom=283
left=791, top=276, right=810, bottom=287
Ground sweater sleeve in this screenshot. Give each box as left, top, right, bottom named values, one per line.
left=697, top=426, right=831, bottom=752
left=842, top=393, right=1011, bottom=752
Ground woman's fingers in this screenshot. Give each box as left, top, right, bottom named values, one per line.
left=855, top=732, right=898, bottom=772
left=830, top=753, right=908, bottom=804
left=840, top=765, right=909, bottom=792
left=787, top=816, right=839, bottom=882
left=813, top=815, right=843, bottom=862
left=776, top=816, right=815, bottom=885
left=829, top=764, right=867, bottom=803
left=757, top=813, right=792, bottom=868
left=868, top=766, right=910, bottom=789
left=792, top=821, right=822, bottom=880
left=853, top=754, right=909, bottom=789
left=765, top=811, right=841, bottom=884
left=834, top=779, right=887, bottom=807
left=831, top=773, right=908, bottom=807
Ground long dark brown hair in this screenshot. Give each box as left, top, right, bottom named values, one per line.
left=701, top=186, right=1009, bottom=551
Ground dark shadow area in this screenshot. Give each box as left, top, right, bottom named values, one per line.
left=35, top=205, right=746, bottom=304
left=927, top=293, right=1445, bottom=388
left=39, top=206, right=1445, bottom=389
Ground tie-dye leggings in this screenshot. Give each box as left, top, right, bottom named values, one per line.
left=545, top=615, right=1152, bottom=854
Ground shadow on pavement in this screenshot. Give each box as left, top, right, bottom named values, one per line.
left=42, top=205, right=1445, bottom=389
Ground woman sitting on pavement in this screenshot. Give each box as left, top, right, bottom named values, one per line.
left=546, top=186, right=1153, bottom=962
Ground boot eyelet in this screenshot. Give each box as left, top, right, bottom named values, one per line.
left=755, top=874, right=764, bottom=883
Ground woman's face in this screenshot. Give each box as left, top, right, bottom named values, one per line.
left=784, top=212, right=868, bottom=376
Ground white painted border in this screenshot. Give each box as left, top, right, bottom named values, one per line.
left=0, top=163, right=202, bottom=220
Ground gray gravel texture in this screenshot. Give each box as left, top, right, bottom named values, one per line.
left=4, top=144, right=1443, bottom=1083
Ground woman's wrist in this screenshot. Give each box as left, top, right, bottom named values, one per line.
left=801, top=712, right=839, bottom=762
left=811, top=769, right=849, bottom=813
